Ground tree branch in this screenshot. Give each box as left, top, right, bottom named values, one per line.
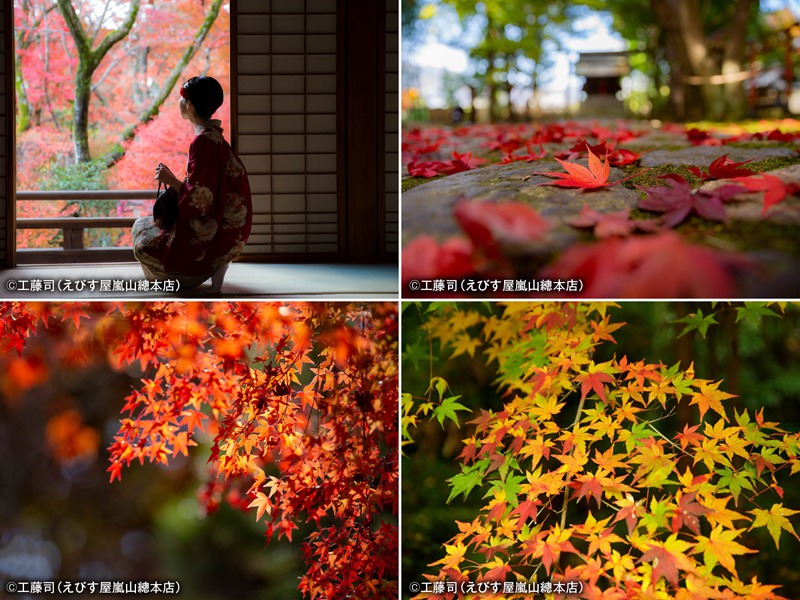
left=103, top=0, right=225, bottom=166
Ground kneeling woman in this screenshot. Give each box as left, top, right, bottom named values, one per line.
left=133, top=76, right=252, bottom=292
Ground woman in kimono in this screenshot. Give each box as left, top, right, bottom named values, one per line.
left=132, top=76, right=252, bottom=293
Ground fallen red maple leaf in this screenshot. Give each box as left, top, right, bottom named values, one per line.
left=637, top=174, right=745, bottom=228
left=686, top=128, right=724, bottom=146
left=401, top=236, right=474, bottom=282
left=728, top=173, right=789, bottom=214
left=541, top=232, right=743, bottom=298
left=535, top=147, right=643, bottom=189
left=407, top=159, right=444, bottom=178
left=501, top=143, right=546, bottom=164
left=569, top=206, right=661, bottom=239
left=443, top=151, right=488, bottom=175
left=556, top=141, right=641, bottom=167
left=688, top=154, right=755, bottom=181
left=454, top=199, right=549, bottom=262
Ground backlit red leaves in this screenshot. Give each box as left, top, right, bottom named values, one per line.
left=576, top=367, right=615, bottom=402
left=639, top=543, right=683, bottom=587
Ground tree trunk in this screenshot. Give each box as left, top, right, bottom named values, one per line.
left=73, top=64, right=92, bottom=163
left=15, top=52, right=32, bottom=134
left=105, top=0, right=225, bottom=166
left=651, top=0, right=754, bottom=121
left=58, top=0, right=141, bottom=162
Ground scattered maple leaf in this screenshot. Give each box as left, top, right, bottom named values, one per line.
left=637, top=174, right=746, bottom=228
left=569, top=206, right=661, bottom=238
left=500, top=143, right=546, bottom=163
left=401, top=236, right=474, bottom=283
left=442, top=151, right=488, bottom=175
left=407, top=159, right=445, bottom=178
left=454, top=199, right=549, bottom=262
left=535, top=147, right=639, bottom=189
left=728, top=174, right=789, bottom=214
left=541, top=232, right=742, bottom=298
left=686, top=128, right=724, bottom=146
left=688, top=154, right=755, bottom=181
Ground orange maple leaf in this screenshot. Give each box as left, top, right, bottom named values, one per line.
left=534, top=147, right=644, bottom=189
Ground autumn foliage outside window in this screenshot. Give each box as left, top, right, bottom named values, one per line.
left=0, top=302, right=398, bottom=600
left=14, top=1, right=231, bottom=250
left=402, top=302, right=800, bottom=599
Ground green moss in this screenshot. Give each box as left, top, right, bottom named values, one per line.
left=677, top=217, right=800, bottom=256
left=619, top=164, right=703, bottom=190
left=402, top=176, right=436, bottom=192
left=747, top=156, right=800, bottom=173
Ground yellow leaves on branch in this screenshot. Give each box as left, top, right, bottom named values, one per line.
left=690, top=380, right=736, bottom=422
left=410, top=303, right=800, bottom=598
left=694, top=526, right=755, bottom=577
left=749, top=504, right=800, bottom=549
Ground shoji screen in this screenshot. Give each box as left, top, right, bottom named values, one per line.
left=236, top=0, right=340, bottom=258
left=385, top=0, right=398, bottom=257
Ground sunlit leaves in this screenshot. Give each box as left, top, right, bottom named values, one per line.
left=749, top=504, right=800, bottom=549
left=1, top=302, right=398, bottom=600
left=406, top=302, right=799, bottom=599
left=689, top=380, right=736, bottom=422
left=694, top=526, right=755, bottom=576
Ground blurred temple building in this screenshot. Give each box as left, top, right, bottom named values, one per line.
left=575, top=51, right=630, bottom=117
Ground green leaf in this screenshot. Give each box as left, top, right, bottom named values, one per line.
left=402, top=337, right=430, bottom=371
left=487, top=473, right=524, bottom=508
left=716, top=467, right=755, bottom=504
left=623, top=421, right=651, bottom=454
left=672, top=309, right=718, bottom=339
left=433, top=395, right=469, bottom=427
left=735, top=303, right=779, bottom=326
left=447, top=464, right=483, bottom=503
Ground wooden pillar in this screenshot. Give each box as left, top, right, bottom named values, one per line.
left=337, top=0, right=386, bottom=262
left=3, top=1, right=15, bottom=267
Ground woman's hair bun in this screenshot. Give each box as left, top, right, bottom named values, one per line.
left=182, top=76, right=224, bottom=119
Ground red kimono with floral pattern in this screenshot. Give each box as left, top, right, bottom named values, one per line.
left=133, top=124, right=252, bottom=281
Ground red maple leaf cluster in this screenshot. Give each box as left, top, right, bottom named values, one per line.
left=0, top=302, right=399, bottom=600
left=403, top=121, right=646, bottom=179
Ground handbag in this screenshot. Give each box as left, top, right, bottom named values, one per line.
left=153, top=181, right=179, bottom=230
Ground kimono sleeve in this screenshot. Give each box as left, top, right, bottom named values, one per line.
left=179, top=134, right=221, bottom=220
left=162, top=134, right=222, bottom=274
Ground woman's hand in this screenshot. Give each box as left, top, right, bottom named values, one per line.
left=155, top=163, right=183, bottom=189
